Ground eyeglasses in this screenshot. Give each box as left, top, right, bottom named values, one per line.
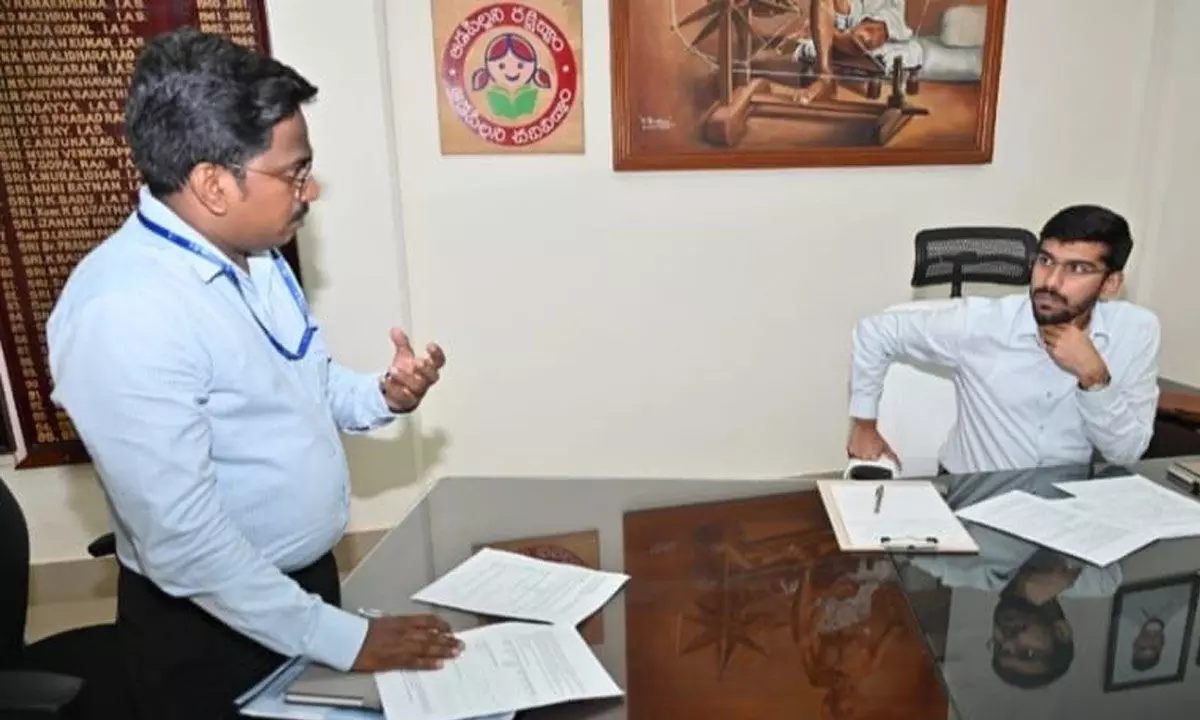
left=230, top=161, right=314, bottom=199
left=1033, top=253, right=1108, bottom=277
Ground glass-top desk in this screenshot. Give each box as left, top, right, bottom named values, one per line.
left=892, top=455, right=1200, bottom=720
left=340, top=455, right=1200, bottom=720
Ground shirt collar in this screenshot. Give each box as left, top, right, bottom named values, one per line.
left=134, top=186, right=234, bottom=284
left=1011, top=293, right=1111, bottom=342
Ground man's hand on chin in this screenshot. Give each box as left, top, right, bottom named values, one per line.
left=1039, top=324, right=1110, bottom=387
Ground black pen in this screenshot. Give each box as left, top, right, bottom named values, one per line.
left=874, top=484, right=884, bottom=513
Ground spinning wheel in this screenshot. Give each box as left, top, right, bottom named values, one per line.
left=671, top=0, right=929, bottom=146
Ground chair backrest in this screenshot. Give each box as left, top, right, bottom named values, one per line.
left=911, top=227, right=1038, bottom=298
left=0, top=475, right=30, bottom=669
left=871, top=299, right=961, bottom=478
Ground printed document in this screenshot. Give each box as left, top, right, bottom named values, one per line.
left=1054, top=475, right=1200, bottom=539
left=412, top=548, right=629, bottom=626
left=374, top=622, right=623, bottom=720
left=956, top=490, right=1158, bottom=566
left=236, top=656, right=515, bottom=720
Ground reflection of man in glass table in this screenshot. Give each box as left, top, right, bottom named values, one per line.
left=909, top=529, right=1119, bottom=689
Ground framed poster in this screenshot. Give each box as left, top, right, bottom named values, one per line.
left=611, top=0, right=1007, bottom=171
left=432, top=0, right=585, bottom=154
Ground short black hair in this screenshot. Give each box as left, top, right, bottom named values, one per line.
left=125, top=27, right=318, bottom=197
left=1039, top=204, right=1133, bottom=271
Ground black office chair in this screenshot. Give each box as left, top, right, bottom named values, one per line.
left=0, top=476, right=128, bottom=719
left=911, top=226, right=1039, bottom=298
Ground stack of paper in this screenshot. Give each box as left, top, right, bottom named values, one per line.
left=374, top=548, right=629, bottom=720
left=955, top=475, right=1200, bottom=567
left=1054, top=476, right=1200, bottom=539
left=411, top=547, right=630, bottom=626
left=236, top=656, right=515, bottom=720
left=374, top=622, right=621, bottom=720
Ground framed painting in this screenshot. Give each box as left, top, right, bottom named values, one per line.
left=610, top=0, right=1008, bottom=171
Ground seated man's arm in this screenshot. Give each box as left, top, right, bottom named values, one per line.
left=848, top=303, right=968, bottom=421
left=49, top=292, right=368, bottom=671
left=1075, top=314, right=1161, bottom=464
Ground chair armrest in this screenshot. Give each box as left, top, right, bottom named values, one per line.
left=0, top=670, right=82, bottom=718
left=86, top=533, right=116, bottom=558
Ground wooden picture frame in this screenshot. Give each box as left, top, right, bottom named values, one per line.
left=610, top=0, right=1008, bottom=171
left=1103, top=574, right=1199, bottom=693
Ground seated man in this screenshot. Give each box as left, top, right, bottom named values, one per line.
left=847, top=204, right=1160, bottom=473
left=789, top=0, right=914, bottom=103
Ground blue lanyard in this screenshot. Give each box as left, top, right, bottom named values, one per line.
left=136, top=210, right=316, bottom=361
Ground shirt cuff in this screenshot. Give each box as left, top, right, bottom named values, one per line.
left=848, top=392, right=880, bottom=420
left=367, top=374, right=397, bottom=419
left=1074, top=381, right=1120, bottom=418
left=344, top=374, right=399, bottom=433
left=305, top=603, right=370, bottom=671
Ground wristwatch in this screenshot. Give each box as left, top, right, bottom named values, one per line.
left=1078, top=372, right=1111, bottom=392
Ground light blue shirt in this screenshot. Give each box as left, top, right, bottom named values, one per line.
left=849, top=294, right=1161, bottom=473
left=46, top=187, right=395, bottom=671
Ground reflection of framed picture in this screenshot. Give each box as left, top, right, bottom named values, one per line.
left=1104, top=575, right=1199, bottom=692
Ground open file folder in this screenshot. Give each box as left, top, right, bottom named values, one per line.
left=817, top=480, right=979, bottom=554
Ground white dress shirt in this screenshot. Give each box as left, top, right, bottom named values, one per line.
left=849, top=294, right=1161, bottom=472
left=909, top=527, right=1122, bottom=597
left=47, top=187, right=396, bottom=671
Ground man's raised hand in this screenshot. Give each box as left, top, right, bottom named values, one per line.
left=381, top=328, right=446, bottom=413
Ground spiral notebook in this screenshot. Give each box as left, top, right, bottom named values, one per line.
left=816, top=480, right=979, bottom=554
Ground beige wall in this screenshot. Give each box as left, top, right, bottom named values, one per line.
left=1127, top=0, right=1200, bottom=387
left=4, top=0, right=1180, bottom=564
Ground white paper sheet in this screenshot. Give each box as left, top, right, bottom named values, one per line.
left=826, top=481, right=979, bottom=552
left=374, top=622, right=623, bottom=720
left=956, top=490, right=1158, bottom=567
left=412, top=548, right=629, bottom=626
left=1054, top=475, right=1200, bottom=539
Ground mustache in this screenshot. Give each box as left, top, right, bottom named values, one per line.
left=291, top=203, right=309, bottom=223
left=1033, top=289, right=1066, bottom=304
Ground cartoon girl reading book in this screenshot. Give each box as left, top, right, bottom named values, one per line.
left=471, top=32, right=552, bottom=120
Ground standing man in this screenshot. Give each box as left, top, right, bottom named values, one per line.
left=846, top=204, right=1161, bottom=473
left=47, top=28, right=462, bottom=719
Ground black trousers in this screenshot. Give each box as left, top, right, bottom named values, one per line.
left=116, top=551, right=341, bottom=720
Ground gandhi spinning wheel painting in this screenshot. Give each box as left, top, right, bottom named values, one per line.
left=611, top=0, right=1006, bottom=170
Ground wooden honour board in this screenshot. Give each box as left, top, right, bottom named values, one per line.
left=0, top=0, right=301, bottom=468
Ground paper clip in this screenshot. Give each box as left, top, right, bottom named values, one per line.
left=879, top=535, right=940, bottom=552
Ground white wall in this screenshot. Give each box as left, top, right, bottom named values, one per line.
left=5, top=0, right=1178, bottom=563
left=1128, top=0, right=1200, bottom=387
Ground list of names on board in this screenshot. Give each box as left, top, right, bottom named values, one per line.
left=0, top=1, right=272, bottom=467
